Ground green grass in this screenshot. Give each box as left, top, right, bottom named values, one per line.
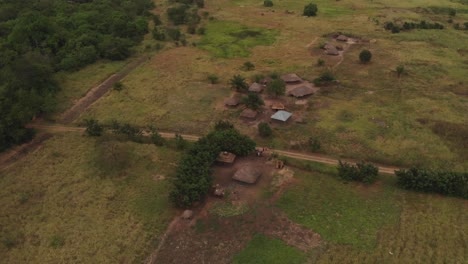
left=277, top=170, right=400, bottom=249
left=0, top=133, right=179, bottom=263
left=199, top=20, right=278, bottom=58
left=277, top=168, right=468, bottom=263
left=233, top=234, right=306, bottom=264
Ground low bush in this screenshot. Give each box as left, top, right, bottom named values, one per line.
left=338, top=161, right=379, bottom=184
left=264, top=0, right=274, bottom=7
left=258, top=122, right=273, bottom=137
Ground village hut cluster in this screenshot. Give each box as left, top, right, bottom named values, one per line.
left=224, top=71, right=320, bottom=125
left=322, top=33, right=354, bottom=56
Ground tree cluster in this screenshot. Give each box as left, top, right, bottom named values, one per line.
left=384, top=20, right=444, bottom=33
left=170, top=124, right=255, bottom=207
left=396, top=168, right=468, bottom=199
left=0, top=0, right=153, bottom=151
left=338, top=161, right=379, bottom=184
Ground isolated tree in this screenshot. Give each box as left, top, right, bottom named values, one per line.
left=258, top=122, right=272, bottom=137
left=359, top=49, right=372, bottom=63
left=84, top=119, right=103, bottom=137
left=266, top=79, right=286, bottom=97
left=229, top=74, right=248, bottom=92
left=303, top=3, right=318, bottom=17
left=264, top=0, right=274, bottom=7
left=242, top=93, right=264, bottom=110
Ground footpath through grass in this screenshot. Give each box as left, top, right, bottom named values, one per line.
left=0, top=133, right=179, bottom=263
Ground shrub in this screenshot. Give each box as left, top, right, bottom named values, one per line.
left=167, top=4, right=189, bottom=25
left=449, top=8, right=456, bottom=17
left=150, top=128, right=165, bottom=146
left=153, top=14, right=162, bottom=26
left=266, top=79, right=286, bottom=97
left=359, top=49, right=372, bottom=63
left=166, top=27, right=182, bottom=41
left=207, top=74, right=219, bottom=84
left=242, top=93, right=265, bottom=110
left=258, top=122, right=272, bottom=137
left=84, top=119, right=103, bottom=137
left=152, top=27, right=166, bottom=41
left=395, top=168, right=468, bottom=199
left=113, top=81, right=124, bottom=91
left=175, top=133, right=187, bottom=150
left=49, top=235, right=65, bottom=248
left=242, top=61, right=255, bottom=71
left=214, top=120, right=234, bottom=131
left=197, top=27, right=206, bottom=35
left=303, top=3, right=318, bottom=17
left=264, top=0, right=274, bottom=7
left=338, top=161, right=379, bottom=184
left=313, top=70, right=336, bottom=85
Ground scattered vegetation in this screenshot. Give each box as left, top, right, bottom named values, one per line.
left=338, top=161, right=379, bottom=184
left=229, top=74, right=249, bottom=92
left=384, top=20, right=445, bottom=33
left=266, top=79, right=286, bottom=97
left=242, top=61, right=255, bottom=71
left=313, top=71, right=336, bottom=85
left=84, top=119, right=103, bottom=137
left=207, top=74, right=219, bottom=84
left=242, top=93, right=265, bottom=110
left=307, top=137, right=321, bottom=152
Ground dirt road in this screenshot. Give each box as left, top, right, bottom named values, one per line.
left=23, top=124, right=399, bottom=175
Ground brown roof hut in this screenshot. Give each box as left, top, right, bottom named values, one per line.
left=224, top=97, right=239, bottom=107
left=325, top=46, right=339, bottom=56
left=271, top=103, right=285, bottom=110
left=216, top=151, right=236, bottom=164
left=232, top=166, right=261, bottom=184
left=288, top=85, right=319, bottom=98
left=240, top=108, right=258, bottom=119
left=281, top=73, right=303, bottom=84
left=248, top=82, right=264, bottom=93
left=337, top=35, right=348, bottom=42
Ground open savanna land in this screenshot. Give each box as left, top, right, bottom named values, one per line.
left=1, top=0, right=467, bottom=263
left=78, top=0, right=467, bottom=170
left=0, top=133, right=180, bottom=263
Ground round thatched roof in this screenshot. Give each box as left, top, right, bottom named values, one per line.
left=232, top=166, right=261, bottom=184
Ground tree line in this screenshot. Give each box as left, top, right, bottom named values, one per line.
left=0, top=0, right=153, bottom=151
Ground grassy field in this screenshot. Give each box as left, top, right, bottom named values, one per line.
left=233, top=234, right=306, bottom=264
left=277, top=164, right=468, bottom=263
left=0, top=133, right=180, bottom=263
left=75, top=0, right=468, bottom=170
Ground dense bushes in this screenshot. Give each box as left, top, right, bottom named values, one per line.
left=264, top=0, right=274, bottom=7
left=170, top=126, right=256, bottom=207
left=396, top=168, right=468, bottom=199
left=338, top=161, right=379, bottom=184
left=359, top=49, right=372, bottom=63
left=303, top=3, right=318, bottom=17
left=384, top=20, right=444, bottom=33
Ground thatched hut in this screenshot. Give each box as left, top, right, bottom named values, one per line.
left=325, top=46, right=339, bottom=56
left=337, top=34, right=348, bottom=42
left=240, top=109, right=258, bottom=119
left=288, top=85, right=319, bottom=98
left=232, top=166, right=261, bottom=184
left=181, top=210, right=193, bottom=219
left=281, top=73, right=303, bottom=84
left=248, top=82, right=264, bottom=93
left=224, top=97, right=239, bottom=107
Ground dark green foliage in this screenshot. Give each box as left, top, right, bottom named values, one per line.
left=149, top=127, right=165, bottom=146
left=197, top=27, right=206, bottom=35
left=113, top=81, right=124, bottom=91
left=308, top=137, right=321, bottom=152
left=253, top=74, right=265, bottom=83
left=313, top=71, right=336, bottom=85
left=170, top=127, right=255, bottom=207
left=396, top=65, right=405, bottom=78
left=266, top=79, right=286, bottom=97
left=214, top=120, right=234, bottom=131
left=264, top=0, right=274, bottom=7
left=167, top=5, right=189, bottom=25
left=338, top=161, right=379, bottom=184
left=449, top=8, right=457, bottom=17
left=396, top=168, right=468, bottom=199
left=166, top=27, right=182, bottom=41
left=175, top=133, right=187, bottom=150
left=229, top=74, right=248, bottom=92
left=242, top=93, right=265, bottom=110
left=207, top=74, right=219, bottom=84
left=242, top=61, right=255, bottom=71
left=84, top=119, right=103, bottom=137
left=359, top=49, right=372, bottom=63
left=111, top=123, right=144, bottom=143
left=258, top=122, right=272, bottom=137
left=384, top=20, right=445, bottom=33
left=152, top=14, right=163, bottom=26
left=303, top=3, right=318, bottom=17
